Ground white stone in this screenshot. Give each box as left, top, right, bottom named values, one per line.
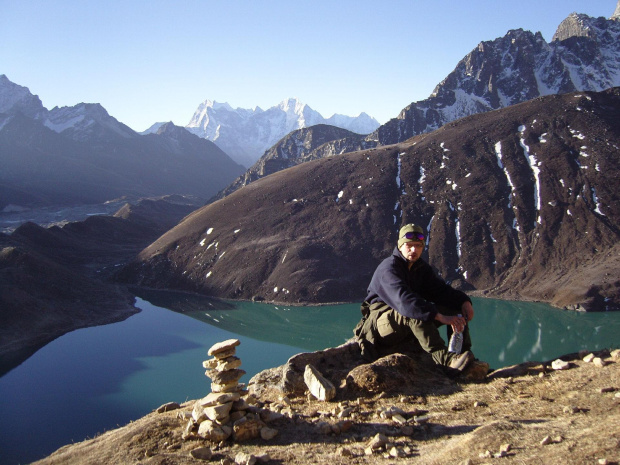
left=192, top=402, right=208, bottom=423
left=197, top=420, right=231, bottom=442
left=303, top=364, right=336, bottom=401
left=203, top=358, right=219, bottom=369
left=235, top=452, right=257, bottom=465
left=199, top=391, right=241, bottom=407
left=217, top=356, right=242, bottom=371
left=366, top=433, right=388, bottom=450
left=211, top=381, right=242, bottom=393
left=551, top=359, right=570, bottom=370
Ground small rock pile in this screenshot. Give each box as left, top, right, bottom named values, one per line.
left=182, top=339, right=279, bottom=446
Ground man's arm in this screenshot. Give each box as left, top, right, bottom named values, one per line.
left=461, top=300, right=474, bottom=322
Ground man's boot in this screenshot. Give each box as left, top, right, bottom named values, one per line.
left=448, top=351, right=474, bottom=371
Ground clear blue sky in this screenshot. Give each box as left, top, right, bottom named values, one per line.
left=0, top=1, right=616, bottom=132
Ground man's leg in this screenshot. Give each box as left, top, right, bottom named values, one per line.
left=387, top=311, right=454, bottom=366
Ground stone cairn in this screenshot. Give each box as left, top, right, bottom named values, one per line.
left=181, top=338, right=279, bottom=445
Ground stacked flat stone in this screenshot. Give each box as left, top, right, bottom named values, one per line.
left=204, top=338, right=246, bottom=394
left=183, top=338, right=278, bottom=444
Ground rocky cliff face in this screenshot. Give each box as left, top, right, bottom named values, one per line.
left=372, top=10, right=620, bottom=148
left=118, top=88, right=620, bottom=311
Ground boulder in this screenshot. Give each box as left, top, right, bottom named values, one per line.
left=204, top=401, right=233, bottom=422
left=345, top=353, right=455, bottom=396
left=190, top=446, right=213, bottom=460
left=155, top=401, right=180, bottom=413
left=304, top=364, right=336, bottom=401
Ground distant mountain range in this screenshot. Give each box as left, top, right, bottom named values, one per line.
left=0, top=75, right=246, bottom=210
left=212, top=7, right=620, bottom=199
left=144, top=98, right=380, bottom=167
left=3, top=7, right=617, bottom=210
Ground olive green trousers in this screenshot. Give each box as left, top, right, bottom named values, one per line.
left=354, top=301, right=471, bottom=365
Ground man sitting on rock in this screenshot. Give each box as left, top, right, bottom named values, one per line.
left=354, top=224, right=475, bottom=372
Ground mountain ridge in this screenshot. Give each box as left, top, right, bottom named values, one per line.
left=372, top=9, right=620, bottom=147
left=209, top=7, right=620, bottom=201
left=0, top=79, right=246, bottom=210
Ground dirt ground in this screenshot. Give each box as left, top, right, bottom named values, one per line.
left=34, top=348, right=620, bottom=465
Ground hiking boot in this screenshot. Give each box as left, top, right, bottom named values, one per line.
left=359, top=339, right=378, bottom=362
left=448, top=350, right=474, bottom=371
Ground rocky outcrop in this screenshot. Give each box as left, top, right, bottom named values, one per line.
left=119, top=88, right=620, bottom=311
left=249, top=339, right=488, bottom=402
left=31, top=342, right=620, bottom=465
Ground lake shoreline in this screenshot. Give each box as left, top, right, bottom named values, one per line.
left=1, top=283, right=609, bottom=376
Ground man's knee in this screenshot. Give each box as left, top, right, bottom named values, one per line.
left=376, top=310, right=410, bottom=344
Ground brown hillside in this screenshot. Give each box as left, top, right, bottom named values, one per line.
left=119, top=88, right=620, bottom=311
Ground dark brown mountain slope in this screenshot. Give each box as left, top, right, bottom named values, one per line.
left=119, top=88, right=620, bottom=311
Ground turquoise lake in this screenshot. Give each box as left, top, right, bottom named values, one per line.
left=1, top=292, right=619, bottom=464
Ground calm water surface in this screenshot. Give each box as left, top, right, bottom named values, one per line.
left=1, top=292, right=618, bottom=464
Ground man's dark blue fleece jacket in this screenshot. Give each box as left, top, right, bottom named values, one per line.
left=365, top=247, right=471, bottom=322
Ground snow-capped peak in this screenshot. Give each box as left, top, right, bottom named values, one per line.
left=278, top=97, right=306, bottom=114
left=0, top=74, right=47, bottom=120
left=200, top=100, right=235, bottom=112
left=612, top=0, right=620, bottom=20
left=184, top=97, right=380, bottom=167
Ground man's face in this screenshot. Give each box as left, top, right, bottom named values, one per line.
left=399, top=240, right=424, bottom=263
